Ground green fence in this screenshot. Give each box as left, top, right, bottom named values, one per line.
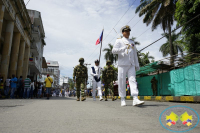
left=137, top=63, right=200, bottom=96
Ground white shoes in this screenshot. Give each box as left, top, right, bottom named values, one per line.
left=133, top=99, right=145, bottom=106
left=121, top=97, right=127, bottom=107
left=99, top=96, right=103, bottom=101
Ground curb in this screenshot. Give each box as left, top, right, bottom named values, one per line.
left=88, top=96, right=200, bottom=103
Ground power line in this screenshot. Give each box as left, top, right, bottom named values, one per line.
left=26, top=0, right=31, bottom=6
left=85, top=0, right=137, bottom=62
left=139, top=13, right=200, bottom=52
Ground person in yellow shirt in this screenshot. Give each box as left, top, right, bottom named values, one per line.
left=44, top=74, right=53, bottom=100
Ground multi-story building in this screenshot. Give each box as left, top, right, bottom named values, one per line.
left=27, top=9, right=46, bottom=80
left=0, top=0, right=32, bottom=80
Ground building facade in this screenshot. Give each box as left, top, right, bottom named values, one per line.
left=0, top=0, right=32, bottom=80
left=27, top=9, right=46, bottom=81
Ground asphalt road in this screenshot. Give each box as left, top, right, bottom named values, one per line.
left=0, top=97, right=199, bottom=133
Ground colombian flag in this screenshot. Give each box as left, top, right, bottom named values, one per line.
left=95, top=29, right=104, bottom=45
left=29, top=57, right=33, bottom=61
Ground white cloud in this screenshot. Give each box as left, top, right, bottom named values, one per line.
left=25, top=0, right=176, bottom=78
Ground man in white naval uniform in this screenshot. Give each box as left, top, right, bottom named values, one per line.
left=112, top=25, right=144, bottom=106
left=90, top=60, right=103, bottom=101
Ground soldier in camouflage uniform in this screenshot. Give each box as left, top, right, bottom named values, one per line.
left=102, top=60, right=115, bottom=101
left=73, top=58, right=88, bottom=101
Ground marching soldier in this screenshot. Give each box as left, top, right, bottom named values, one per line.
left=73, top=58, right=88, bottom=101
left=90, top=59, right=103, bottom=101
left=112, top=25, right=144, bottom=106
left=102, top=60, right=115, bottom=101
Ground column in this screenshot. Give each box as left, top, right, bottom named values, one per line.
left=16, top=40, right=25, bottom=78
left=22, top=45, right=30, bottom=79
left=0, top=5, right=5, bottom=38
left=0, top=21, right=14, bottom=80
left=9, top=32, right=21, bottom=77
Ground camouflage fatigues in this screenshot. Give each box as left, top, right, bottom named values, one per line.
left=102, top=63, right=115, bottom=98
left=73, top=61, right=88, bottom=99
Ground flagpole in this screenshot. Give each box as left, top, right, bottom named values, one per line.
left=98, top=29, right=104, bottom=64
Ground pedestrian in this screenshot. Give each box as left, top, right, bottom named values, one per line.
left=0, top=77, right=4, bottom=98
left=112, top=25, right=144, bottom=106
left=90, top=59, right=103, bottom=101
left=38, top=82, right=42, bottom=98
left=10, top=75, right=18, bottom=99
left=4, top=77, right=11, bottom=98
left=23, top=75, right=31, bottom=99
left=102, top=60, right=115, bottom=101
left=33, top=81, right=38, bottom=98
left=73, top=58, right=88, bottom=101
left=151, top=77, right=158, bottom=96
left=44, top=74, right=53, bottom=100
left=17, top=76, right=24, bottom=99
left=30, top=80, right=35, bottom=99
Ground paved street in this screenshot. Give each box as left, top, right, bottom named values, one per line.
left=0, top=97, right=199, bottom=133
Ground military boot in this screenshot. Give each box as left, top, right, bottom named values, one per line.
left=112, top=97, right=115, bottom=101
left=105, top=97, right=108, bottom=101
left=77, top=97, right=80, bottom=101
left=81, top=97, right=86, bottom=101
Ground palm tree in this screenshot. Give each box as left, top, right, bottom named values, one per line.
left=138, top=52, right=154, bottom=66
left=136, top=0, right=177, bottom=65
left=159, top=32, right=185, bottom=58
left=130, top=37, right=140, bottom=45
left=103, top=44, right=118, bottom=64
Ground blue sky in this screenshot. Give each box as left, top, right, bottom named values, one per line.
left=24, top=0, right=174, bottom=82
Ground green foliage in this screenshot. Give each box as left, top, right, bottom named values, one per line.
left=138, top=52, right=155, bottom=66
left=175, top=0, right=200, bottom=53
left=103, top=44, right=118, bottom=64
left=159, top=32, right=185, bottom=57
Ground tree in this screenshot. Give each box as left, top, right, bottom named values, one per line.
left=138, top=52, right=155, bottom=66
left=130, top=37, right=140, bottom=45
left=136, top=0, right=178, bottom=65
left=159, top=32, right=185, bottom=58
left=103, top=44, right=118, bottom=64
left=175, top=0, right=200, bottom=54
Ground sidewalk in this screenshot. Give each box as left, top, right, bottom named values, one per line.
left=90, top=96, right=200, bottom=103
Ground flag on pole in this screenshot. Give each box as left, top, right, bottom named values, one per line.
left=95, top=30, right=104, bottom=45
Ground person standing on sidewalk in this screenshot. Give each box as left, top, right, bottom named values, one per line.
left=24, top=75, right=31, bottom=99
left=17, top=76, right=24, bottom=99
left=112, top=25, right=144, bottom=107
left=90, top=59, right=103, bottom=101
left=4, top=77, right=11, bottom=98
left=73, top=58, right=88, bottom=101
left=10, top=75, right=17, bottom=99
left=44, top=74, right=53, bottom=100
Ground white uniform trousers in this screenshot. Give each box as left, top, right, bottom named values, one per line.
left=118, top=65, right=138, bottom=97
left=92, top=81, right=102, bottom=97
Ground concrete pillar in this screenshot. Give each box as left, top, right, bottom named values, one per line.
left=0, top=5, right=5, bottom=38
left=9, top=33, right=21, bottom=77
left=16, top=40, right=25, bottom=78
left=22, top=46, right=30, bottom=79
left=0, top=21, right=14, bottom=80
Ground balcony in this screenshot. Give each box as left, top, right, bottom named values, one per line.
left=32, top=27, right=41, bottom=42
left=30, top=42, right=40, bottom=55
left=41, top=68, right=55, bottom=75
left=29, top=57, right=41, bottom=74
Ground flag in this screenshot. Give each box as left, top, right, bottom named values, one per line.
left=96, top=30, right=104, bottom=45
left=29, top=57, right=33, bottom=61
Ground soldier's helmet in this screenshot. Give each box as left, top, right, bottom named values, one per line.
left=79, top=58, right=84, bottom=62
left=106, top=60, right=111, bottom=65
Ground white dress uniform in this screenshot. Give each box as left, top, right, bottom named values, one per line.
left=91, top=65, right=103, bottom=101
left=112, top=25, right=144, bottom=106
